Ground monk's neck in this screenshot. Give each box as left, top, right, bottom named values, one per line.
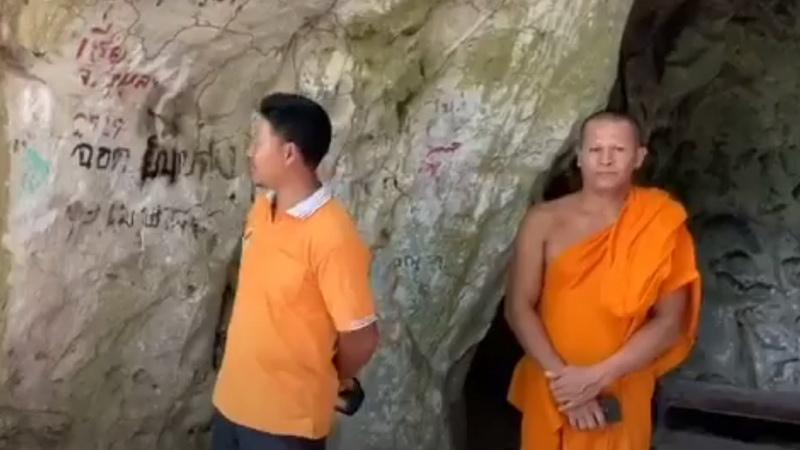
left=577, top=187, right=632, bottom=218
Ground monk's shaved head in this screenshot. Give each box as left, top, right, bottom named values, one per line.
left=575, top=110, right=647, bottom=193
left=578, top=111, right=642, bottom=148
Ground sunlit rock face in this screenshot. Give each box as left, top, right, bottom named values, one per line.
left=0, top=0, right=633, bottom=448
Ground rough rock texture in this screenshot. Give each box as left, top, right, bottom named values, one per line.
left=610, top=0, right=800, bottom=395
left=0, top=0, right=634, bottom=449
left=652, top=1, right=800, bottom=394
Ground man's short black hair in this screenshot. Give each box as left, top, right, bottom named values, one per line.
left=578, top=110, right=643, bottom=147
left=258, top=93, right=332, bottom=168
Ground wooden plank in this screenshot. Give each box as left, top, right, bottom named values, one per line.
left=657, top=379, right=800, bottom=425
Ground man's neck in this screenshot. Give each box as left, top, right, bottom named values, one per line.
left=577, top=186, right=633, bottom=218
left=273, top=177, right=323, bottom=212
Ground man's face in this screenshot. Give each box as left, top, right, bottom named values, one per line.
left=577, top=118, right=646, bottom=192
left=248, top=118, right=290, bottom=189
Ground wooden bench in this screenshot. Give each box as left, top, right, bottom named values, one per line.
left=655, top=378, right=800, bottom=426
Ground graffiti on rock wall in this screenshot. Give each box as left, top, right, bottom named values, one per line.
left=420, top=142, right=462, bottom=178
left=68, top=101, right=241, bottom=183
left=71, top=143, right=131, bottom=172
left=152, top=0, right=243, bottom=7
left=20, top=148, right=51, bottom=197
left=418, top=97, right=472, bottom=179
left=63, top=131, right=237, bottom=238
left=132, top=0, right=245, bottom=10
left=69, top=107, right=241, bottom=183
left=62, top=6, right=243, bottom=186
left=69, top=135, right=239, bottom=183
left=139, top=135, right=238, bottom=184
left=68, top=118, right=240, bottom=183
left=66, top=199, right=222, bottom=238
left=394, top=254, right=445, bottom=273
left=75, top=22, right=128, bottom=65
left=1, top=4, right=245, bottom=242
left=72, top=112, right=126, bottom=140
left=196, top=0, right=244, bottom=6
left=75, top=13, right=157, bottom=97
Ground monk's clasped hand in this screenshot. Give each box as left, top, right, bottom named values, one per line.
left=545, top=365, right=609, bottom=411
left=565, top=399, right=607, bottom=431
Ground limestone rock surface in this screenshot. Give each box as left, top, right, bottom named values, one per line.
left=0, top=0, right=634, bottom=449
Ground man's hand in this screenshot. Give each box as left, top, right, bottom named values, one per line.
left=338, top=378, right=356, bottom=392
left=335, top=377, right=365, bottom=416
left=565, top=399, right=606, bottom=431
left=546, top=365, right=611, bottom=411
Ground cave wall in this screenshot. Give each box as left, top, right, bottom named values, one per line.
left=0, top=1, right=634, bottom=449
left=620, top=0, right=800, bottom=394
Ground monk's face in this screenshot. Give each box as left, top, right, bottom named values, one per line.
left=577, top=118, right=646, bottom=192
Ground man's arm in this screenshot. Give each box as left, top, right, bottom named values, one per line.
left=596, top=286, right=688, bottom=383
left=317, top=236, right=379, bottom=381
left=335, top=323, right=379, bottom=380
left=504, top=205, right=565, bottom=373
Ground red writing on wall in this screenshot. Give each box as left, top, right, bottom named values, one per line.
left=77, top=69, right=156, bottom=91
left=420, top=142, right=462, bottom=177
left=75, top=15, right=156, bottom=94
left=75, top=22, right=128, bottom=65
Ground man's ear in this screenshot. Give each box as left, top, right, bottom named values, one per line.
left=635, top=146, right=648, bottom=169
left=284, top=141, right=301, bottom=164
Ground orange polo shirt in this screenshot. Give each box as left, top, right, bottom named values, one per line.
left=213, top=187, right=377, bottom=439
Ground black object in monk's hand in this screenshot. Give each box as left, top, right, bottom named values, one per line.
left=599, top=395, right=622, bottom=424
left=335, top=378, right=365, bottom=416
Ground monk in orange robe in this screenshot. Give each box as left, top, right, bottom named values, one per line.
left=505, top=111, right=701, bottom=450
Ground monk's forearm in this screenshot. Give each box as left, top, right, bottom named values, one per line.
left=597, top=316, right=681, bottom=382
left=506, top=307, right=565, bottom=372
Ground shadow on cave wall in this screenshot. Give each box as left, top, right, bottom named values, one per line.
left=461, top=0, right=800, bottom=448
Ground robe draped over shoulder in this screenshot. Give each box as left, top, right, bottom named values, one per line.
left=508, top=187, right=702, bottom=450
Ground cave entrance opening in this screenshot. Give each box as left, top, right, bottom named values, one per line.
left=460, top=154, right=577, bottom=450
left=461, top=297, right=523, bottom=450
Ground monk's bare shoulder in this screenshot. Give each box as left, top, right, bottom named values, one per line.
left=518, top=194, right=579, bottom=240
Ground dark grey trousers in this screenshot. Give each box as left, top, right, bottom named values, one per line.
left=212, top=410, right=326, bottom=450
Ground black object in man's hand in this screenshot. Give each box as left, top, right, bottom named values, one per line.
left=335, top=378, right=365, bottom=416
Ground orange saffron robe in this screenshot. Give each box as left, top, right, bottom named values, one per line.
left=508, top=187, right=702, bottom=450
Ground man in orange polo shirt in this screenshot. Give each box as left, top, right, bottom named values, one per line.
left=212, top=93, right=380, bottom=449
